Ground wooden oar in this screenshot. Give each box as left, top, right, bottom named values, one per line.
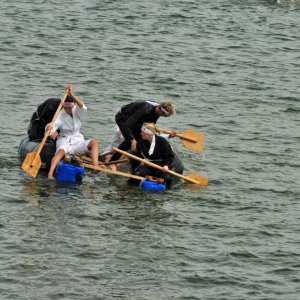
left=113, top=148, right=208, bottom=186
left=21, top=86, right=69, bottom=177
left=81, top=156, right=128, bottom=166
left=147, top=125, right=205, bottom=154
left=82, top=163, right=148, bottom=181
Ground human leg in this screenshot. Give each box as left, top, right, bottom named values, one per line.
left=127, top=164, right=150, bottom=186
left=108, top=138, right=132, bottom=162
left=101, top=126, right=124, bottom=157
left=108, top=118, right=132, bottom=163
left=48, top=148, right=66, bottom=180
left=87, top=138, right=99, bottom=166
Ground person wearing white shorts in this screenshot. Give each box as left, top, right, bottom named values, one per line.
left=46, top=84, right=99, bottom=180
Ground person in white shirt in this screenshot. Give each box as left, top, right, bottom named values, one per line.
left=46, top=84, right=99, bottom=180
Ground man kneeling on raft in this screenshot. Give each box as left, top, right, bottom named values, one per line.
left=130, top=123, right=184, bottom=188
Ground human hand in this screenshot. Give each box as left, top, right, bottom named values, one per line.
left=130, top=139, right=137, bottom=152
left=67, top=83, right=73, bottom=93
left=50, top=131, right=59, bottom=140
left=46, top=123, right=53, bottom=131
left=168, top=130, right=177, bottom=138
left=67, top=84, right=75, bottom=99
left=161, top=165, right=169, bottom=172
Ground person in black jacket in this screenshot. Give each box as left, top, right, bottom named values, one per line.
left=25, top=96, right=73, bottom=169
left=27, top=98, right=61, bottom=141
left=107, top=101, right=176, bottom=165
left=130, top=123, right=184, bottom=188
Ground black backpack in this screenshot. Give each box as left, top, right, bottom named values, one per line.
left=27, top=98, right=60, bottom=141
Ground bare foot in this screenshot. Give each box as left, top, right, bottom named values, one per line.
left=48, top=173, right=55, bottom=180
left=109, top=164, right=117, bottom=171
left=91, top=164, right=105, bottom=173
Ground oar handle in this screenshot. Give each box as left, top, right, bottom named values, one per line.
left=82, top=163, right=145, bottom=181
left=113, top=148, right=199, bottom=184
left=155, top=126, right=197, bottom=143
left=81, top=156, right=128, bottom=165
left=35, top=87, right=69, bottom=158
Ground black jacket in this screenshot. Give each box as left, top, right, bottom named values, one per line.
left=136, top=135, right=174, bottom=167
left=27, top=98, right=60, bottom=140
left=115, top=101, right=160, bottom=141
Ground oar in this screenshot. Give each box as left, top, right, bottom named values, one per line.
left=81, top=155, right=128, bottom=166
left=113, top=148, right=208, bottom=186
left=21, top=86, right=69, bottom=177
left=147, top=124, right=205, bottom=154
left=82, top=163, right=149, bottom=181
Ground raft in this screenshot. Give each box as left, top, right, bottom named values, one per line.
left=18, top=136, right=56, bottom=170
left=18, top=137, right=180, bottom=190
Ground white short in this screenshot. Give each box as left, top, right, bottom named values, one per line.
left=57, top=139, right=91, bottom=156
left=101, top=125, right=124, bottom=155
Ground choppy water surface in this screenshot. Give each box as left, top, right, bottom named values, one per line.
left=1, top=1, right=300, bottom=299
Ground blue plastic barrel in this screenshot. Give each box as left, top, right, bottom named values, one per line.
left=140, top=180, right=166, bottom=192
left=55, top=161, right=84, bottom=182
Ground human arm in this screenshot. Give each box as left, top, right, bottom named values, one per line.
left=45, top=122, right=60, bottom=140
left=160, top=137, right=174, bottom=170
left=158, top=130, right=177, bottom=139
left=68, top=84, right=87, bottom=119
left=68, top=84, right=84, bottom=108
left=119, top=102, right=149, bottom=140
left=45, top=111, right=63, bottom=139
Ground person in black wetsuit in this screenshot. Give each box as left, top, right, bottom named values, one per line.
left=129, top=123, right=184, bottom=188
left=108, top=101, right=176, bottom=167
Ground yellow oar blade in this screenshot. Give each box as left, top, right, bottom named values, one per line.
left=146, top=124, right=205, bottom=154
left=21, top=152, right=42, bottom=178
left=186, top=173, right=208, bottom=186
left=181, top=130, right=205, bottom=153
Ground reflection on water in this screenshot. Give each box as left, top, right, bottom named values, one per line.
left=19, top=175, right=83, bottom=207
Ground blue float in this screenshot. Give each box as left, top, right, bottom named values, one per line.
left=140, top=180, right=166, bottom=192
left=55, top=161, right=84, bottom=182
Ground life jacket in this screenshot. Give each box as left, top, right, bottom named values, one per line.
left=27, top=98, right=60, bottom=141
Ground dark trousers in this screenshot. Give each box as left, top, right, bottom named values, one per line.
left=131, top=162, right=172, bottom=188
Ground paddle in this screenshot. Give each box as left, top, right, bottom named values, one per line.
left=147, top=124, right=205, bottom=154
left=81, top=155, right=128, bottom=166
left=82, top=163, right=149, bottom=181
left=113, top=148, right=208, bottom=186
left=22, top=86, right=69, bottom=177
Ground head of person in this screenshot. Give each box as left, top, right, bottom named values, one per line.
left=141, top=123, right=157, bottom=141
left=63, top=95, right=74, bottom=115
left=156, top=102, right=176, bottom=117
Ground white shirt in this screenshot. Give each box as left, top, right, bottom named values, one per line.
left=50, top=104, right=87, bottom=149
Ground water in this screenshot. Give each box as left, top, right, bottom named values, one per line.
left=1, top=0, right=300, bottom=299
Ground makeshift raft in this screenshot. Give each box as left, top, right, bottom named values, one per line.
left=18, top=137, right=169, bottom=191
